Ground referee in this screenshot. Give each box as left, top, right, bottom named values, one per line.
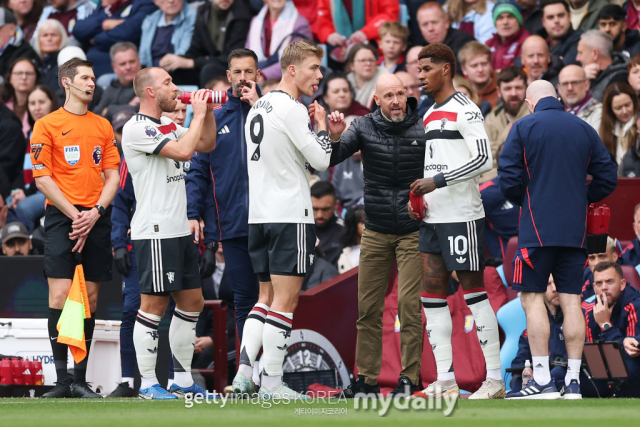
left=500, top=80, right=617, bottom=400
left=31, top=58, right=121, bottom=398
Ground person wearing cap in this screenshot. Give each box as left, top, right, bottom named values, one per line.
left=0, top=6, right=40, bottom=77
left=1, top=221, right=33, bottom=256
left=486, top=0, right=531, bottom=70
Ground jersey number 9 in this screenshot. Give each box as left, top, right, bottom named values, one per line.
left=250, top=114, right=264, bottom=161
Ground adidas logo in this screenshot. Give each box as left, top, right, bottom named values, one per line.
left=535, top=363, right=544, bottom=368
left=217, top=125, right=230, bottom=134
left=501, top=201, right=514, bottom=210
left=456, top=256, right=466, bottom=264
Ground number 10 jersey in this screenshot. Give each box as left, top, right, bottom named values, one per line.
left=245, top=90, right=333, bottom=224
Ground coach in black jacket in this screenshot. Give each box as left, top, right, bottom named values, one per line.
left=328, top=73, right=426, bottom=397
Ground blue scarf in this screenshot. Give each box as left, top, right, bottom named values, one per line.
left=331, top=0, right=365, bottom=37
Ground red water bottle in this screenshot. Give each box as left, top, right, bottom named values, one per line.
left=177, top=90, right=227, bottom=105
left=32, top=360, right=43, bottom=385
left=22, top=360, right=33, bottom=385
left=12, top=358, right=23, bottom=385
left=0, top=358, right=13, bottom=384
left=410, top=191, right=426, bottom=221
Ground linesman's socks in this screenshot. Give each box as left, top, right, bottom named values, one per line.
left=237, top=303, right=269, bottom=378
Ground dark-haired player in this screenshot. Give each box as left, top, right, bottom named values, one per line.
left=408, top=43, right=504, bottom=399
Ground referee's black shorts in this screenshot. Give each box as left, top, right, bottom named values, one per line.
left=43, top=205, right=113, bottom=282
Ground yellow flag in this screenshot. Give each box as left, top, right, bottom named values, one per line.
left=56, top=264, right=92, bottom=364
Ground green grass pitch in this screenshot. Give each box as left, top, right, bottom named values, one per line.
left=1, top=398, right=638, bottom=426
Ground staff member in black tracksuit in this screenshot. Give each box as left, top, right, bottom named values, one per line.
left=327, top=73, right=426, bottom=397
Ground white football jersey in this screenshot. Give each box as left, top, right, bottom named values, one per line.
left=245, top=90, right=332, bottom=224
left=122, top=114, right=190, bottom=239
left=422, top=92, right=493, bottom=223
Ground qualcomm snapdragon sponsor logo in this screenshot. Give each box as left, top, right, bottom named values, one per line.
left=424, top=164, right=448, bottom=172
left=167, top=173, right=185, bottom=184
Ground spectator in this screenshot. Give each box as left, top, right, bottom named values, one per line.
left=619, top=203, right=640, bottom=266
left=378, top=21, right=408, bottom=73
left=2, top=0, right=44, bottom=42
left=577, top=30, right=629, bottom=101
left=581, top=236, right=618, bottom=302
left=0, top=181, right=21, bottom=231
left=584, top=261, right=640, bottom=398
left=459, top=40, right=499, bottom=108
left=310, top=181, right=344, bottom=267
left=447, top=0, right=496, bottom=44
left=31, top=19, right=68, bottom=91
left=72, top=0, right=157, bottom=77
left=627, top=0, right=640, bottom=31
left=110, top=109, right=134, bottom=146
left=92, top=42, right=141, bottom=121
left=558, top=64, right=602, bottom=131
left=453, top=74, right=492, bottom=116
left=483, top=66, right=529, bottom=182
left=204, top=74, right=231, bottom=92
left=0, top=7, right=40, bottom=77
left=404, top=45, right=422, bottom=82
left=538, top=0, right=582, bottom=65
left=331, top=115, right=364, bottom=209
left=139, top=0, right=196, bottom=70
left=510, top=276, right=567, bottom=393
left=301, top=240, right=339, bottom=292
left=36, top=0, right=97, bottom=45
left=630, top=53, right=640, bottom=96
left=568, top=0, right=609, bottom=32
left=487, top=0, right=530, bottom=70
left=599, top=81, right=639, bottom=165
left=165, top=0, right=252, bottom=87
left=415, top=2, right=476, bottom=71
left=1, top=221, right=32, bottom=255
left=1, top=56, right=40, bottom=138
left=7, top=84, right=58, bottom=233
left=598, top=4, right=640, bottom=61
left=516, top=0, right=543, bottom=35
left=161, top=97, right=186, bottom=127
left=312, top=0, right=399, bottom=49
left=260, top=78, right=279, bottom=94
left=519, top=35, right=563, bottom=85
left=337, top=204, right=364, bottom=274
left=321, top=72, right=369, bottom=119
left=245, top=0, right=311, bottom=81
left=346, top=43, right=388, bottom=111
left=619, top=117, right=640, bottom=177
left=480, top=176, right=519, bottom=258
left=0, top=94, right=26, bottom=188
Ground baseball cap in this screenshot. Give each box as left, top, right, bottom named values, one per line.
left=57, top=46, right=87, bottom=67
left=493, top=0, right=523, bottom=26
left=0, top=7, right=17, bottom=27
left=1, top=222, right=29, bottom=243
left=111, top=110, right=135, bottom=132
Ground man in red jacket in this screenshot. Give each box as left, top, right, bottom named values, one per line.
left=312, top=0, right=399, bottom=48
left=487, top=0, right=530, bottom=70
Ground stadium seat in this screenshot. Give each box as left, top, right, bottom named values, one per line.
left=496, top=297, right=526, bottom=391
left=178, top=85, right=198, bottom=127
left=622, top=265, right=640, bottom=291
left=502, top=236, right=518, bottom=286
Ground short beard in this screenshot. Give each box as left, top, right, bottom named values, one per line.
left=380, top=108, right=406, bottom=123
left=159, top=95, right=176, bottom=113
left=233, top=81, right=250, bottom=97
left=504, top=99, right=524, bottom=117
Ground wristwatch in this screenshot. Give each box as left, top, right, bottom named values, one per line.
left=94, top=205, right=106, bottom=216
left=600, top=322, right=612, bottom=331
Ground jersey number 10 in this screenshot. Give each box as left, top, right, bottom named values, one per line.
left=250, top=114, right=264, bottom=161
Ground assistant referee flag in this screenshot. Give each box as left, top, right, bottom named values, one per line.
left=56, top=264, right=92, bottom=363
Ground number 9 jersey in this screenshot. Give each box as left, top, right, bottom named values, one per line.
left=245, top=90, right=333, bottom=224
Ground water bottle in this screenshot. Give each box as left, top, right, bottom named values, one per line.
left=177, top=90, right=227, bottom=105
left=32, top=360, right=44, bottom=385
left=522, top=360, right=533, bottom=387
